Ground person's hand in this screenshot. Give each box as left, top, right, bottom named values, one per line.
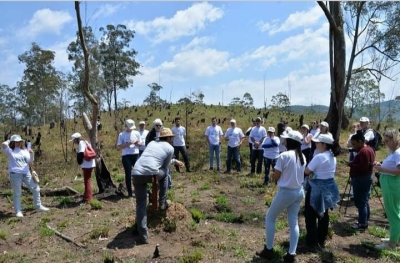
left=176, top=160, right=185, bottom=168
left=373, top=161, right=381, bottom=167
left=29, top=149, right=34, bottom=153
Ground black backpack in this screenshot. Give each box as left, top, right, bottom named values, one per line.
left=363, top=128, right=382, bottom=151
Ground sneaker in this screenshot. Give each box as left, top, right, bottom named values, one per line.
left=209, top=167, right=214, bottom=171
left=36, top=205, right=49, bottom=212
left=283, top=252, right=297, bottom=263
left=160, top=200, right=172, bottom=211
left=256, top=246, right=275, bottom=259
left=375, top=242, right=396, bottom=250
left=352, top=223, right=368, bottom=231
left=16, top=212, right=24, bottom=218
left=139, top=236, right=149, bottom=244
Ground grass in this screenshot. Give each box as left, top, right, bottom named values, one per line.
left=189, top=208, right=204, bottom=223
left=89, top=227, right=110, bottom=239
left=198, top=183, right=211, bottom=190
left=179, top=249, right=203, bottom=263
left=214, top=212, right=238, bottom=223
left=369, top=226, right=388, bottom=238
left=90, top=198, right=103, bottom=210
left=0, top=229, right=7, bottom=240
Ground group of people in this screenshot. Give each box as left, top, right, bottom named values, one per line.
left=3, top=114, right=400, bottom=259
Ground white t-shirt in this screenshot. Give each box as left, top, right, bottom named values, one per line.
left=307, top=151, right=336, bottom=179
left=249, top=126, right=267, bottom=150
left=78, top=140, right=96, bottom=169
left=381, top=148, right=400, bottom=175
left=117, top=130, right=140, bottom=155
left=274, top=150, right=306, bottom=189
left=2, top=145, right=32, bottom=173
left=171, top=126, right=186, bottom=146
left=246, top=127, right=254, bottom=145
left=262, top=136, right=280, bottom=159
left=132, top=141, right=174, bottom=176
left=138, top=129, right=149, bottom=151
left=363, top=129, right=375, bottom=143
left=205, top=125, right=223, bottom=145
left=301, top=133, right=312, bottom=151
left=225, top=127, right=245, bottom=148
left=310, top=128, right=320, bottom=136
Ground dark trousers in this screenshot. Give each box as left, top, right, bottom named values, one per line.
left=173, top=146, right=190, bottom=171
left=351, top=176, right=372, bottom=225
left=305, top=187, right=329, bottom=245
left=226, top=146, right=241, bottom=172
left=251, top=149, right=263, bottom=174
left=263, top=157, right=277, bottom=184
left=248, top=143, right=253, bottom=163
left=302, top=148, right=312, bottom=165
left=122, top=154, right=139, bottom=197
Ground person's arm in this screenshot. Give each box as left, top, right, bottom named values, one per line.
left=272, top=169, right=282, bottom=181
left=1, top=140, right=10, bottom=150
left=348, top=150, right=373, bottom=172
left=304, top=134, right=312, bottom=144
left=204, top=128, right=210, bottom=144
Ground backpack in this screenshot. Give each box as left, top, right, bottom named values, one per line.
left=84, top=141, right=97, bottom=161
left=363, top=129, right=382, bottom=151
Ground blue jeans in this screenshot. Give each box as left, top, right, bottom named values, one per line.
left=263, top=157, right=277, bottom=184
left=9, top=172, right=42, bottom=213
left=122, top=154, right=139, bottom=197
left=209, top=144, right=221, bottom=169
left=133, top=169, right=168, bottom=240
left=266, top=187, right=304, bottom=255
left=226, top=146, right=241, bottom=172
left=351, top=175, right=373, bottom=225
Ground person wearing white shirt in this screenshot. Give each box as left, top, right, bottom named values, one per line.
left=311, top=121, right=333, bottom=157
left=171, top=117, right=192, bottom=172
left=204, top=118, right=224, bottom=171
left=223, top=119, right=245, bottom=174
left=249, top=117, right=267, bottom=175
left=2, top=134, right=49, bottom=217
left=245, top=119, right=257, bottom=164
left=256, top=130, right=305, bottom=262
left=117, top=119, right=141, bottom=198
left=300, top=124, right=313, bottom=164
left=138, top=121, right=149, bottom=157
left=261, top=127, right=280, bottom=185
left=359, top=117, right=376, bottom=151
left=309, top=121, right=320, bottom=137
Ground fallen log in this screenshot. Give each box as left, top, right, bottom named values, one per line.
left=46, top=224, right=87, bottom=248
left=35, top=186, right=80, bottom=197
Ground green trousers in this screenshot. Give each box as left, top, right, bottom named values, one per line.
left=380, top=174, right=400, bottom=243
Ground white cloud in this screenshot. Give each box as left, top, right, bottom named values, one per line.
left=125, top=2, right=223, bottom=44
left=181, top=36, right=214, bottom=51
left=18, top=9, right=72, bottom=38
left=92, top=3, right=126, bottom=20
left=258, top=5, right=324, bottom=35
left=45, top=37, right=75, bottom=71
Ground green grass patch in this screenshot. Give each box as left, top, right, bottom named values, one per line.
left=368, top=226, right=388, bottom=238
left=241, top=196, right=255, bottom=205
left=232, top=245, right=247, bottom=258
left=167, top=189, right=176, bottom=201
left=90, top=199, right=103, bottom=210
left=214, top=212, right=238, bottom=223
left=89, top=227, right=110, bottom=239
left=198, top=183, right=211, bottom=190
left=162, top=218, right=177, bottom=233
left=113, top=173, right=125, bottom=183
left=0, top=229, right=7, bottom=240
left=189, top=208, right=204, bottom=223
left=275, top=218, right=288, bottom=231
left=179, top=249, right=203, bottom=263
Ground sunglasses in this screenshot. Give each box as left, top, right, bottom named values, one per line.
left=155, top=125, right=162, bottom=127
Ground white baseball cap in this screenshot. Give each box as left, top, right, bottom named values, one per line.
left=139, top=121, right=146, bottom=125
left=267, top=127, right=275, bottom=133
left=280, top=130, right=302, bottom=143
left=320, top=121, right=329, bottom=128
left=230, top=119, right=236, bottom=123
left=125, top=119, right=136, bottom=130
left=312, top=134, right=334, bottom=145
left=69, top=132, right=82, bottom=142
left=301, top=124, right=310, bottom=130
left=359, top=117, right=370, bottom=123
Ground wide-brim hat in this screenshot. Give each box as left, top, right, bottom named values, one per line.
left=312, top=134, right=334, bottom=144
left=280, top=130, right=302, bottom=143
left=10, top=134, right=24, bottom=142
left=158, top=128, right=176, bottom=138
left=69, top=132, right=82, bottom=142
left=359, top=117, right=370, bottom=123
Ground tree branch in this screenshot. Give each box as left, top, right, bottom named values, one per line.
left=317, top=1, right=340, bottom=34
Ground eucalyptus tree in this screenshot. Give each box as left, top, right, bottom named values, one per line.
left=318, top=1, right=400, bottom=139
left=18, top=42, right=61, bottom=126
left=99, top=24, right=141, bottom=112
left=0, top=84, right=19, bottom=130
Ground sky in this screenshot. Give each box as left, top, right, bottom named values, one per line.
left=0, top=1, right=398, bottom=109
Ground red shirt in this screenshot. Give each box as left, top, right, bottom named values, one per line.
left=350, top=145, right=375, bottom=177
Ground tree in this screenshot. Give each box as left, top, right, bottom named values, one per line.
left=270, top=92, right=290, bottom=110
left=0, top=84, right=19, bottom=131
left=229, top=97, right=243, bottom=106
left=99, top=24, right=141, bottom=112
left=191, top=90, right=205, bottom=105
left=18, top=43, right=62, bottom=126
left=143, top=82, right=166, bottom=107
left=243, top=92, right=254, bottom=107
left=345, top=71, right=378, bottom=118
left=318, top=1, right=400, bottom=140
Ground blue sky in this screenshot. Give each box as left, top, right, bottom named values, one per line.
left=0, top=1, right=398, bottom=108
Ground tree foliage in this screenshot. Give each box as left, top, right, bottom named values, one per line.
left=270, top=92, right=290, bottom=110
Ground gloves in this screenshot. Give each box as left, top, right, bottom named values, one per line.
left=32, top=171, right=40, bottom=183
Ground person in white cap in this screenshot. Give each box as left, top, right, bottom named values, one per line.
left=300, top=124, right=313, bottom=164
left=249, top=117, right=267, bottom=175
left=2, top=134, right=49, bottom=217
left=304, top=134, right=341, bottom=249
left=260, top=127, right=280, bottom=185
left=171, top=117, right=192, bottom=172
left=132, top=128, right=184, bottom=244
left=256, top=130, right=305, bottom=262
left=311, top=121, right=333, bottom=157
left=137, top=121, right=149, bottom=157
left=204, top=117, right=224, bottom=171
left=223, top=119, right=245, bottom=174
left=70, top=132, right=97, bottom=203
left=359, top=117, right=376, bottom=150
left=117, top=119, right=141, bottom=198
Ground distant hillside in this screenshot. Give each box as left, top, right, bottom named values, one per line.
left=352, top=100, right=400, bottom=121
left=288, top=104, right=329, bottom=114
